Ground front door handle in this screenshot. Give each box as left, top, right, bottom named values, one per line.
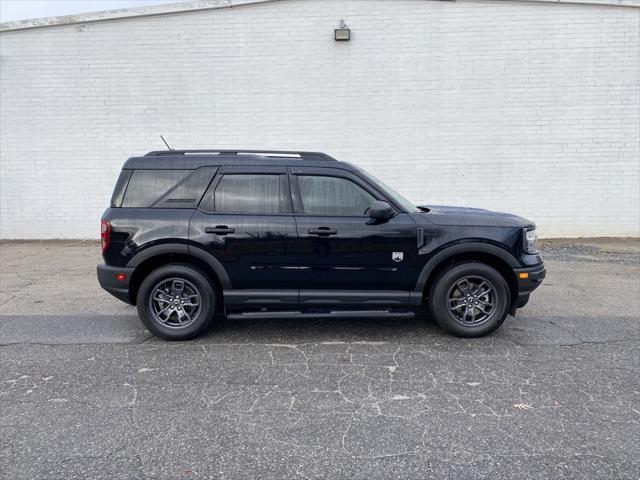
left=308, top=227, right=337, bottom=236
left=205, top=226, right=235, bottom=235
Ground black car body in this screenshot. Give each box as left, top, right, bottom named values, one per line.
left=98, top=150, right=545, bottom=340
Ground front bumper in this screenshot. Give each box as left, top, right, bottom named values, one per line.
left=97, top=264, right=135, bottom=304
left=513, top=263, right=546, bottom=309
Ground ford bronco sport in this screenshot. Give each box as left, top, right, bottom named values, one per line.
left=98, top=150, right=545, bottom=340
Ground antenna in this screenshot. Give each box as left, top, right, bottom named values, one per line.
left=160, top=135, right=173, bottom=150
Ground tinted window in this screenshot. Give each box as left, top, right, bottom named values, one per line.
left=212, top=174, right=281, bottom=214
left=122, top=170, right=190, bottom=208
left=152, top=167, right=217, bottom=209
left=354, top=167, right=420, bottom=213
left=298, top=175, right=375, bottom=216
left=110, top=169, right=132, bottom=207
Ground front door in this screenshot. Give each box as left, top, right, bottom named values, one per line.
left=290, top=167, right=418, bottom=304
left=189, top=166, right=298, bottom=305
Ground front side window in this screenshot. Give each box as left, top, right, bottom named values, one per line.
left=354, top=167, right=420, bottom=213
left=297, top=175, right=375, bottom=216
left=209, top=174, right=282, bottom=214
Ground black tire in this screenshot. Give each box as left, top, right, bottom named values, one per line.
left=429, top=262, right=510, bottom=338
left=136, top=264, right=216, bottom=340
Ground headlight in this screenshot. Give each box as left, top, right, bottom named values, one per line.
left=524, top=228, right=539, bottom=254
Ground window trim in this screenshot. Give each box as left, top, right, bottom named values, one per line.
left=290, top=169, right=394, bottom=217
left=197, top=172, right=293, bottom=215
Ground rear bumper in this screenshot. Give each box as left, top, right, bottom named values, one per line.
left=97, top=264, right=135, bottom=304
left=513, top=263, right=546, bottom=309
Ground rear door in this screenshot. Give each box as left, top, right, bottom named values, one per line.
left=189, top=166, right=299, bottom=304
left=290, top=167, right=419, bottom=303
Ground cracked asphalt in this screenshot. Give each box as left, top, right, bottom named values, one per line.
left=1, top=238, right=639, bottom=479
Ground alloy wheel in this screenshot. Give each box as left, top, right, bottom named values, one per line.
left=446, top=275, right=498, bottom=326
left=148, top=277, right=202, bottom=328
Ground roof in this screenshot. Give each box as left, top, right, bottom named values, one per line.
left=122, top=150, right=350, bottom=170
left=0, top=0, right=280, bottom=33
left=1, top=0, right=638, bottom=32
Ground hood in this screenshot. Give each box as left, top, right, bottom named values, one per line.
left=417, top=204, right=534, bottom=228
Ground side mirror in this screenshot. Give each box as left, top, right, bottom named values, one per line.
left=367, top=200, right=394, bottom=222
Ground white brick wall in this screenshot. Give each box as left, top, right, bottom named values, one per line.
left=1, top=0, right=639, bottom=238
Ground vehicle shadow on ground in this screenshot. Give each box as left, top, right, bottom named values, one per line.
left=201, top=313, right=447, bottom=344
left=168, top=311, right=640, bottom=347
left=2, top=311, right=637, bottom=347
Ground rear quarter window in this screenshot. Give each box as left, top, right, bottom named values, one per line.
left=121, top=170, right=191, bottom=208
left=152, top=167, right=217, bottom=208
left=110, top=170, right=132, bottom=207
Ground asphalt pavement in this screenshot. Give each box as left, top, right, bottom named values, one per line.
left=1, top=239, right=639, bottom=479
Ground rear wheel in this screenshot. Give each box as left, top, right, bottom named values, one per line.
left=429, top=262, right=510, bottom=337
left=137, top=264, right=216, bottom=340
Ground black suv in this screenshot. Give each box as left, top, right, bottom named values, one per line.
left=98, top=150, right=545, bottom=340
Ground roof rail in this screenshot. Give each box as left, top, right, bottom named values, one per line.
left=144, top=150, right=337, bottom=161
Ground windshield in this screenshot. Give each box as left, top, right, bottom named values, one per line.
left=356, top=168, right=421, bottom=213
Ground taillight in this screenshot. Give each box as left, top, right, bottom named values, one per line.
left=101, top=220, right=111, bottom=252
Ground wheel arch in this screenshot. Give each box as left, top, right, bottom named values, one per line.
left=127, top=244, right=231, bottom=305
left=416, top=243, right=519, bottom=308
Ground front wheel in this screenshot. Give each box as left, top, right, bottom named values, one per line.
left=429, top=262, right=510, bottom=337
left=136, top=264, right=216, bottom=340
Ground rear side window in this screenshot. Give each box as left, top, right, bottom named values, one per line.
left=151, top=167, right=217, bottom=208
left=110, top=170, right=132, bottom=207
left=202, top=174, right=284, bottom=214
left=297, top=175, right=375, bottom=216
left=122, top=170, right=190, bottom=208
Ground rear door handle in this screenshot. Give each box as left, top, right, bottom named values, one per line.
left=205, top=226, right=235, bottom=235
left=308, top=227, right=337, bottom=236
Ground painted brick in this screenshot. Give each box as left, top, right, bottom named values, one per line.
left=0, top=0, right=638, bottom=238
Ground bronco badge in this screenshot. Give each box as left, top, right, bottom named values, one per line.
left=392, top=252, right=404, bottom=262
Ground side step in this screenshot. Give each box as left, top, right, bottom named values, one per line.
left=226, top=309, right=415, bottom=320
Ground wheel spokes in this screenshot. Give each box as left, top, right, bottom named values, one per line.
left=149, top=277, right=202, bottom=328
left=180, top=308, right=192, bottom=324
left=472, top=281, right=490, bottom=296
left=456, top=279, right=471, bottom=295
left=182, top=294, right=200, bottom=308
left=157, top=305, right=172, bottom=323
left=478, top=298, right=494, bottom=308
left=448, top=297, right=466, bottom=310
left=172, top=280, right=185, bottom=295
left=447, top=275, right=497, bottom=325
left=476, top=303, right=492, bottom=315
